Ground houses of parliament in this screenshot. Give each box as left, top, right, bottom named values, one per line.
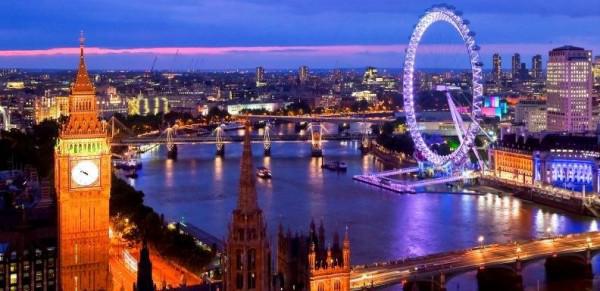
left=224, top=122, right=351, bottom=291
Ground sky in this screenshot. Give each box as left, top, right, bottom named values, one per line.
left=0, top=0, right=599, bottom=70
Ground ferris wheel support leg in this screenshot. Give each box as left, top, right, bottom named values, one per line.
left=447, top=94, right=485, bottom=170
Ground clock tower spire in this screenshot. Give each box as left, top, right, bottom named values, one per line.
left=55, top=33, right=112, bottom=291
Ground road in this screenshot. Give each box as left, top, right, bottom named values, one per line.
left=350, top=231, right=600, bottom=289
left=109, top=239, right=202, bottom=290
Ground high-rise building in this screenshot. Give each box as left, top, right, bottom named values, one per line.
left=511, top=53, right=521, bottom=80
left=256, top=66, right=266, bottom=87
left=520, top=63, right=529, bottom=80
left=492, top=53, right=502, bottom=81
left=532, top=54, right=543, bottom=80
left=593, top=56, right=600, bottom=85
left=225, top=122, right=271, bottom=291
left=299, top=65, right=309, bottom=84
left=546, top=46, right=593, bottom=132
left=54, top=34, right=112, bottom=290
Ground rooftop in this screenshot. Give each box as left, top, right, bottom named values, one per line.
left=552, top=45, right=585, bottom=52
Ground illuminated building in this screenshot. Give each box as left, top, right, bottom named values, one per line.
left=256, top=66, right=266, bottom=87
left=546, top=46, right=593, bottom=132
left=98, top=86, right=127, bottom=118
left=512, top=53, right=521, bottom=80
left=226, top=102, right=287, bottom=115
left=532, top=54, right=543, bottom=80
left=54, top=34, right=112, bottom=290
left=276, top=221, right=351, bottom=291
left=5, top=82, right=25, bottom=90
left=534, top=150, right=599, bottom=192
left=34, top=96, right=69, bottom=124
left=299, top=65, right=309, bottom=84
left=481, top=96, right=508, bottom=118
left=224, top=123, right=271, bottom=291
left=127, top=92, right=169, bottom=116
left=0, top=193, right=57, bottom=291
left=351, top=90, right=377, bottom=103
left=0, top=244, right=57, bottom=291
left=315, top=94, right=342, bottom=110
left=525, top=107, right=547, bottom=133
left=490, top=145, right=534, bottom=185
left=492, top=53, right=502, bottom=82
left=592, top=56, right=600, bottom=84
left=515, top=100, right=546, bottom=124
left=363, top=66, right=385, bottom=85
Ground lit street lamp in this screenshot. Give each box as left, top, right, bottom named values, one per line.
left=586, top=237, right=592, bottom=249
left=546, top=227, right=552, bottom=239
left=478, top=235, right=485, bottom=249
left=516, top=246, right=522, bottom=260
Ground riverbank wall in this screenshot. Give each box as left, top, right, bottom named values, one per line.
left=479, top=177, right=595, bottom=217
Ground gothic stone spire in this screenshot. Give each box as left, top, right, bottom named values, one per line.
left=72, top=31, right=95, bottom=95
left=236, top=121, right=258, bottom=212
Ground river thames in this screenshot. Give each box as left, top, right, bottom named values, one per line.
left=126, top=126, right=600, bottom=289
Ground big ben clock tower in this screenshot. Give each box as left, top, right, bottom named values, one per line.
left=55, top=33, right=112, bottom=290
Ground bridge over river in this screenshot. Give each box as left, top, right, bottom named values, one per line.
left=114, top=133, right=364, bottom=146
left=350, top=231, right=600, bottom=289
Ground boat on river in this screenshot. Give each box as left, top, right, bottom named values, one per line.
left=257, top=166, right=272, bottom=179
left=222, top=122, right=245, bottom=131
left=321, top=161, right=347, bottom=172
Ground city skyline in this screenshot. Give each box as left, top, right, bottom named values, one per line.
left=1, top=0, right=599, bottom=69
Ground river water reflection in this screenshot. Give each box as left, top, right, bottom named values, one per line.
left=129, top=137, right=598, bottom=269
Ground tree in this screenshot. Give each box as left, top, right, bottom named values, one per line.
left=351, top=100, right=369, bottom=112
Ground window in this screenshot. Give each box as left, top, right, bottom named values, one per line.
left=236, top=250, right=243, bottom=271
left=334, top=280, right=341, bottom=291
left=318, top=282, right=324, bottom=291
left=236, top=273, right=244, bottom=289
left=9, top=273, right=17, bottom=285
left=248, top=272, right=256, bottom=289
left=247, top=249, right=256, bottom=270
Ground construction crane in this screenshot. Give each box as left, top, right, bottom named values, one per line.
left=144, top=56, right=158, bottom=78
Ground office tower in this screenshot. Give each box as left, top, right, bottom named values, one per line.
left=532, top=54, right=543, bottom=80
left=55, top=34, right=111, bottom=290
left=256, top=66, right=266, bottom=87
left=299, top=65, right=309, bottom=84
left=512, top=53, right=521, bottom=80
left=546, top=46, right=593, bottom=132
left=492, top=53, right=502, bottom=81
left=520, top=63, right=529, bottom=80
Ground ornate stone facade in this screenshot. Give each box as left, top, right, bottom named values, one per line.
left=276, top=221, right=350, bottom=291
left=224, top=123, right=271, bottom=291
left=54, top=34, right=112, bottom=290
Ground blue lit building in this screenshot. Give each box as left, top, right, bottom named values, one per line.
left=534, top=149, right=600, bottom=193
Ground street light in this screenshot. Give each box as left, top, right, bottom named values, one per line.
left=586, top=237, right=592, bottom=249
left=478, top=235, right=485, bottom=249
left=516, top=246, right=522, bottom=260
left=546, top=227, right=552, bottom=239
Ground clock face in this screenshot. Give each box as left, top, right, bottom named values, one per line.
left=71, top=159, right=100, bottom=187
